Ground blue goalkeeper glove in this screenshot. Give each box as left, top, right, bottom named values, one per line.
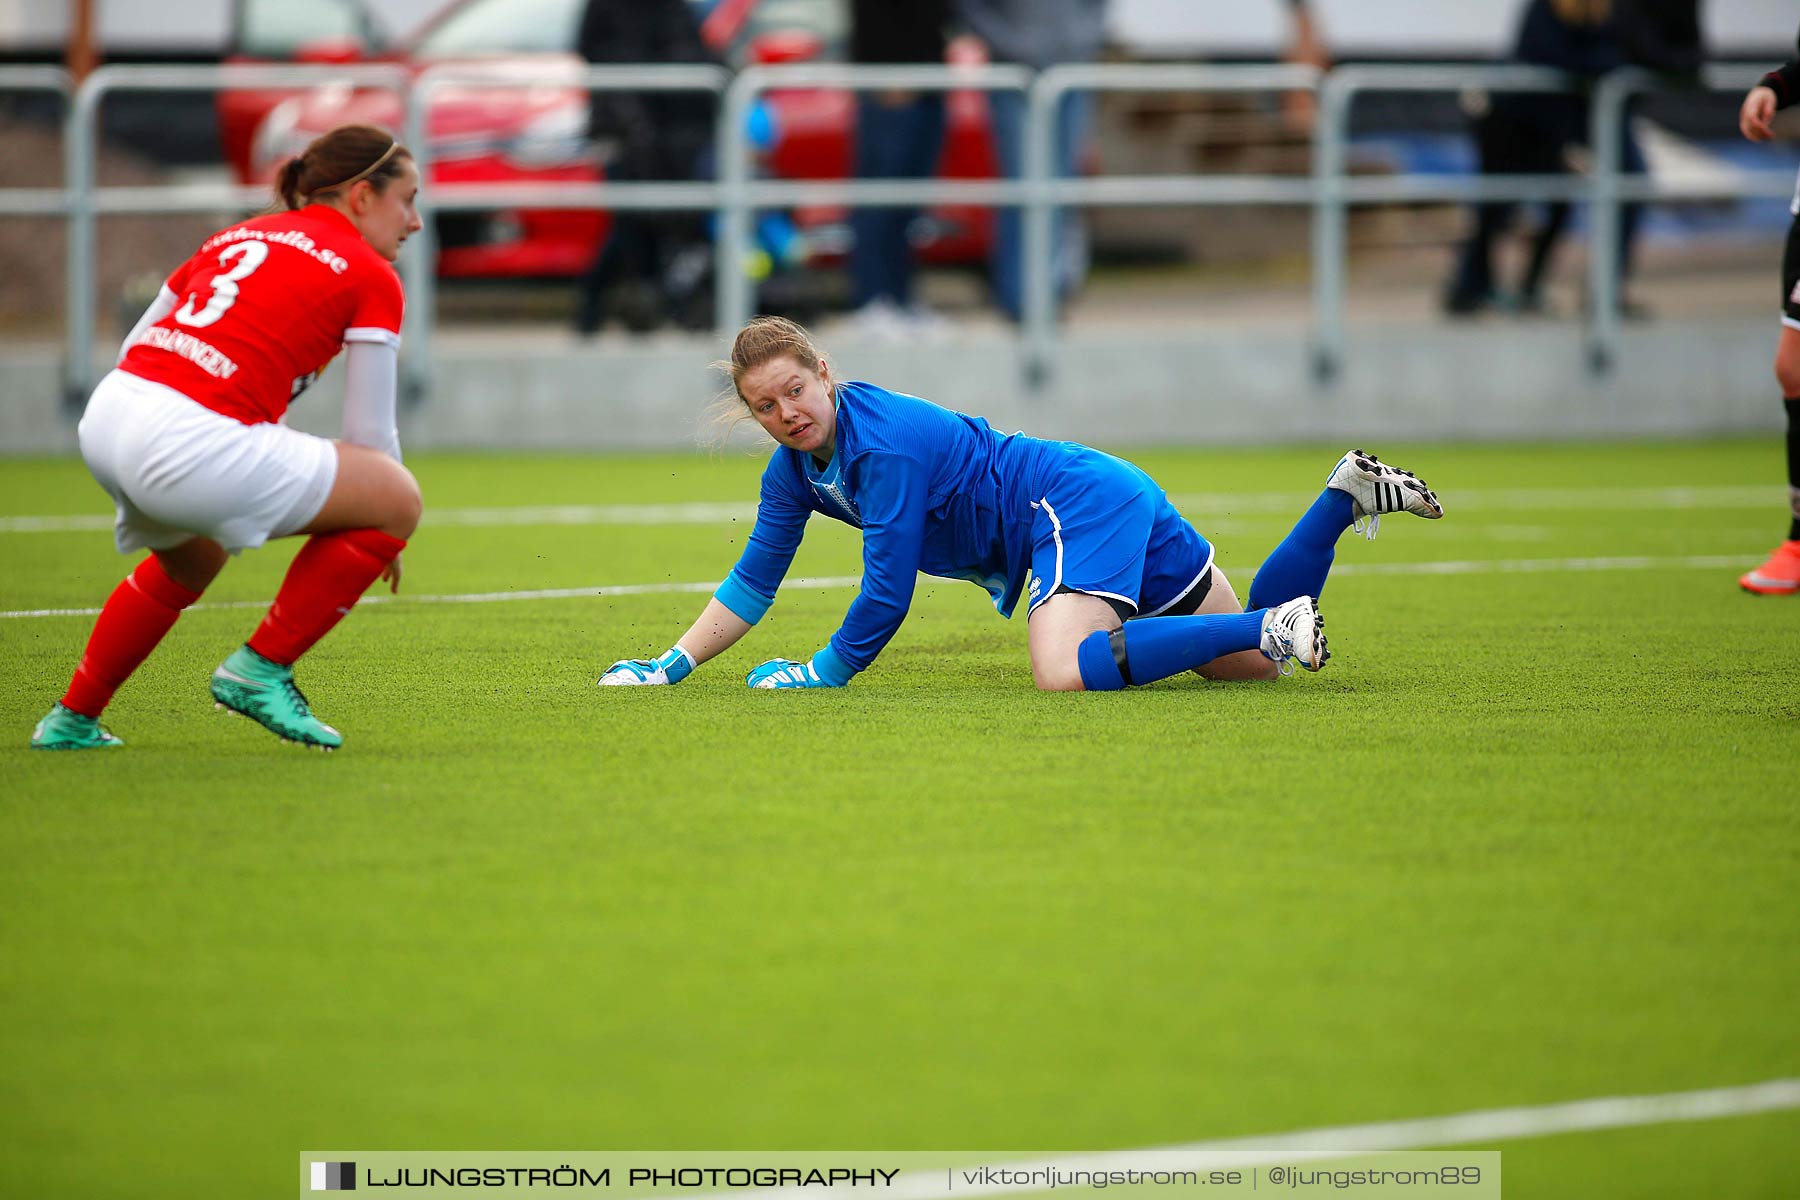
left=598, top=645, right=695, bottom=687
left=745, top=645, right=855, bottom=689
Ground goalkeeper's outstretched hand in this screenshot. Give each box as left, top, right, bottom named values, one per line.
left=598, top=645, right=694, bottom=687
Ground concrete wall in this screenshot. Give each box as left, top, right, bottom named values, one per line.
left=0, top=317, right=1780, bottom=458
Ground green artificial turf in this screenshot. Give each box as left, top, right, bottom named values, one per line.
left=2, top=441, right=1796, bottom=1197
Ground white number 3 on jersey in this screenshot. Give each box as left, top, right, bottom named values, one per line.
left=174, top=241, right=269, bottom=328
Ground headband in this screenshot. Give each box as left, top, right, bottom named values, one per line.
left=312, top=139, right=401, bottom=198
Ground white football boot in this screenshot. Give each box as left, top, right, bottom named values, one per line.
left=1326, top=449, right=1444, bottom=540
left=1260, top=595, right=1329, bottom=675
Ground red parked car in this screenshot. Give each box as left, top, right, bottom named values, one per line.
left=218, top=0, right=996, bottom=280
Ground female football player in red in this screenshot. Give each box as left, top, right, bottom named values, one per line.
left=31, top=124, right=423, bottom=751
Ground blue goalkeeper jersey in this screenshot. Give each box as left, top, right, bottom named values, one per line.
left=713, top=380, right=1074, bottom=675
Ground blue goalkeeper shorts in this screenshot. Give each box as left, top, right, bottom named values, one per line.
left=1024, top=446, right=1214, bottom=619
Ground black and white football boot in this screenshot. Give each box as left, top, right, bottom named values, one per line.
left=1325, top=449, right=1444, bottom=541
left=1259, top=595, right=1329, bottom=676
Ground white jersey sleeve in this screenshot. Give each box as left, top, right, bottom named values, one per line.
left=340, top=339, right=402, bottom=462
left=118, top=286, right=178, bottom=363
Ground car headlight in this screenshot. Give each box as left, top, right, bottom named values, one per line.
left=251, top=97, right=313, bottom=179
left=503, top=104, right=590, bottom=170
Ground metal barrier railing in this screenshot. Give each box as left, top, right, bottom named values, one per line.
left=38, top=59, right=1800, bottom=411
left=62, top=63, right=410, bottom=405
left=402, top=62, right=729, bottom=399
left=0, top=67, right=72, bottom=218
left=1312, top=64, right=1592, bottom=381
left=1588, top=63, right=1783, bottom=370
left=1311, top=62, right=1794, bottom=380
left=1023, top=62, right=1319, bottom=382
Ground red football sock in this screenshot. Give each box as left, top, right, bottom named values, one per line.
left=61, top=555, right=204, bottom=718
left=247, top=528, right=406, bottom=665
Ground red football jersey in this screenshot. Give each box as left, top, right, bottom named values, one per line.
left=120, top=204, right=404, bottom=426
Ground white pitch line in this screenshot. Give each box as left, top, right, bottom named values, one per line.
left=0, top=554, right=1763, bottom=621
left=428, top=501, right=759, bottom=527
left=1175, top=1076, right=1800, bottom=1155
left=0, top=484, right=1785, bottom=535
left=0, top=500, right=763, bottom=535
left=1166, top=484, right=1785, bottom=516
left=400, top=575, right=864, bottom=606
left=0, top=514, right=115, bottom=533
left=692, top=1078, right=1800, bottom=1200
left=0, top=576, right=863, bottom=620
left=1330, top=553, right=1757, bottom=576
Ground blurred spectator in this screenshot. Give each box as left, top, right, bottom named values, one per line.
left=739, top=100, right=821, bottom=326
left=573, top=0, right=719, bottom=335
left=1615, top=0, right=1705, bottom=81
left=1605, top=0, right=1704, bottom=312
left=1280, top=0, right=1332, bottom=133
left=1443, top=0, right=1703, bottom=318
left=952, top=0, right=1109, bottom=323
left=847, top=0, right=954, bottom=340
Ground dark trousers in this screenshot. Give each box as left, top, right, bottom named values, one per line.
left=849, top=92, right=946, bottom=309
left=1446, top=97, right=1646, bottom=309
left=574, top=145, right=712, bottom=334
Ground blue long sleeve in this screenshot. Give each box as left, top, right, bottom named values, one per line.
left=826, top=451, right=930, bottom=671
left=715, top=456, right=811, bottom=624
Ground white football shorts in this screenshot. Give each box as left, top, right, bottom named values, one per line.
left=78, top=369, right=338, bottom=554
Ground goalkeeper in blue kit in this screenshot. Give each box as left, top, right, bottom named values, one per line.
left=600, top=317, right=1443, bottom=692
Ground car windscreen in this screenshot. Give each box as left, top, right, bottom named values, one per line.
left=236, top=0, right=383, bottom=57
left=737, top=0, right=845, bottom=45
left=413, top=0, right=585, bottom=58
left=697, top=0, right=848, bottom=62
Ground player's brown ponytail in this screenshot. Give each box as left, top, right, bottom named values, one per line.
left=275, top=157, right=309, bottom=211
left=274, top=124, right=412, bottom=211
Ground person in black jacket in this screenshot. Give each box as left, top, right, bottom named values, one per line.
left=572, top=0, right=719, bottom=335
left=1733, top=27, right=1800, bottom=594
left=1614, top=0, right=1704, bottom=81
left=1443, top=0, right=1702, bottom=318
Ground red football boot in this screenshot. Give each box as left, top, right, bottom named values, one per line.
left=1739, top=539, right=1800, bottom=595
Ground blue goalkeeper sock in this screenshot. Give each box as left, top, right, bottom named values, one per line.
left=1247, top=487, right=1354, bottom=610
left=1075, top=611, right=1267, bottom=691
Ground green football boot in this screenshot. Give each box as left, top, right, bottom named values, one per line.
left=209, top=645, right=343, bottom=750
left=30, top=703, right=125, bottom=750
